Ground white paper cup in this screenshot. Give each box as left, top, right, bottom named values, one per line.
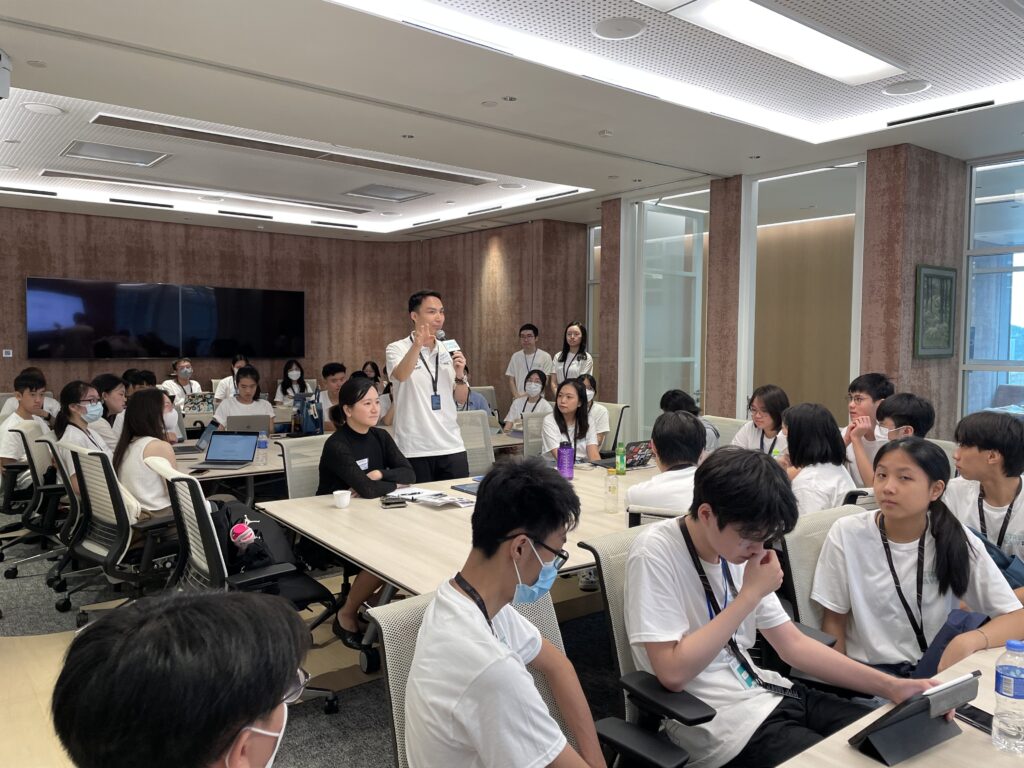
left=332, top=490, right=352, bottom=509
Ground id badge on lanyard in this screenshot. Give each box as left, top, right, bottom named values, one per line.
left=728, top=655, right=758, bottom=689
left=430, top=393, right=441, bottom=411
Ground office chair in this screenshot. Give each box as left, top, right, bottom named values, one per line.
left=702, top=416, right=746, bottom=447
left=598, top=402, right=630, bottom=457
left=522, top=411, right=548, bottom=458
left=455, top=409, right=495, bottom=475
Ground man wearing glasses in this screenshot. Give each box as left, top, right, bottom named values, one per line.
left=506, top=323, right=553, bottom=400
left=405, top=457, right=604, bottom=768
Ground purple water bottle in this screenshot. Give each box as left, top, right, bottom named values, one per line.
left=557, top=441, right=574, bottom=480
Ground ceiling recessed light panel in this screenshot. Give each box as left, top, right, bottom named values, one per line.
left=22, top=102, right=65, bottom=115
left=61, top=140, right=169, bottom=167
left=345, top=184, right=430, bottom=203
left=592, top=17, right=647, bottom=41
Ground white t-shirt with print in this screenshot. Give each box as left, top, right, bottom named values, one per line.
left=625, top=466, right=697, bottom=513
left=839, top=424, right=889, bottom=487
left=0, top=413, right=50, bottom=489
left=730, top=420, right=788, bottom=458
left=160, top=379, right=201, bottom=406
left=540, top=412, right=599, bottom=459
left=551, top=351, right=594, bottom=387
left=944, top=475, right=1024, bottom=560
left=811, top=509, right=1022, bottom=666
left=626, top=518, right=793, bottom=768
left=404, top=579, right=566, bottom=768
left=791, top=463, right=856, bottom=516
left=213, top=396, right=275, bottom=426
left=503, top=396, right=553, bottom=425
left=505, top=349, right=553, bottom=395
left=385, top=337, right=464, bottom=459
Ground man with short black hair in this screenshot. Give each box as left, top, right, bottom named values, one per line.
left=625, top=447, right=935, bottom=768
left=506, top=323, right=553, bottom=400
left=405, top=457, right=603, bottom=768
left=875, top=392, right=936, bottom=440
left=386, top=290, right=468, bottom=482
left=842, top=372, right=895, bottom=486
left=0, top=370, right=51, bottom=489
left=626, top=410, right=706, bottom=512
left=660, top=388, right=720, bottom=454
left=319, top=361, right=348, bottom=433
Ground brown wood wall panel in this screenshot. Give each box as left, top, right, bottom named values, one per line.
left=0, top=207, right=586, bottom=417
left=705, top=175, right=743, bottom=417
left=599, top=199, right=621, bottom=401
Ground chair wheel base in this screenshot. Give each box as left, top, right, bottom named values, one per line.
left=323, top=695, right=339, bottom=715
left=75, top=611, right=89, bottom=628
left=359, top=647, right=380, bottom=674
left=3, top=567, right=17, bottom=579
left=0, top=551, right=5, bottom=562
left=55, top=598, right=71, bottom=613
left=53, top=578, right=67, bottom=593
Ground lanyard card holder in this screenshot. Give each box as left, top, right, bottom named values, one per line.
left=847, top=671, right=980, bottom=766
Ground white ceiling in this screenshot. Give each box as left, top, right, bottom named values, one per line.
left=0, top=0, right=1021, bottom=240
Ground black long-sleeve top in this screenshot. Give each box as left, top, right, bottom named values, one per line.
left=316, top=424, right=416, bottom=498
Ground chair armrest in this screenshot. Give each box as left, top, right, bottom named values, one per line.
left=794, top=622, right=836, bottom=647
left=621, top=671, right=716, bottom=726
left=842, top=489, right=869, bottom=505
left=227, top=562, right=297, bottom=587
left=1, top=462, right=28, bottom=474
left=595, top=718, right=690, bottom=768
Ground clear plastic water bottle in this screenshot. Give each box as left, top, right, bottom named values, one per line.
left=255, top=431, right=268, bottom=466
left=604, top=468, right=619, bottom=514
left=993, top=639, right=1024, bottom=753
left=557, top=441, right=574, bottom=480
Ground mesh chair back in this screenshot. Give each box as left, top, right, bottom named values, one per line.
left=10, top=421, right=53, bottom=487
left=522, top=411, right=548, bottom=458
left=39, top=433, right=81, bottom=543
left=368, top=592, right=573, bottom=768
left=65, top=444, right=134, bottom=566
left=703, top=416, right=745, bottom=447
left=472, top=385, right=498, bottom=414
left=146, top=456, right=229, bottom=590
left=278, top=434, right=331, bottom=498
left=455, top=410, right=494, bottom=476
left=597, top=402, right=629, bottom=452
left=781, top=504, right=860, bottom=628
left=927, top=438, right=956, bottom=477
left=625, top=504, right=681, bottom=527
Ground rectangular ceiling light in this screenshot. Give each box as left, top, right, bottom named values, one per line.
left=639, top=0, right=903, bottom=85
left=61, top=140, right=169, bottom=167
left=345, top=184, right=430, bottom=203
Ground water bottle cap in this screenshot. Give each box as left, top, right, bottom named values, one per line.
left=1007, top=640, right=1024, bottom=653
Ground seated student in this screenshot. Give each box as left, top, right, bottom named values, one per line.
left=782, top=403, right=855, bottom=515
left=316, top=377, right=415, bottom=647
left=661, top=388, right=720, bottom=454
left=625, top=447, right=935, bottom=768
left=841, top=372, right=895, bottom=487
left=114, top=369, right=158, bottom=440
left=113, top=388, right=179, bottom=520
left=214, top=353, right=251, bottom=405
left=813, top=438, right=1024, bottom=677
left=318, top=362, right=348, bottom=433
left=405, top=458, right=603, bottom=768
left=273, top=359, right=308, bottom=406
left=502, top=368, right=553, bottom=433
left=577, top=374, right=609, bottom=448
left=160, top=357, right=202, bottom=406
left=214, top=366, right=275, bottom=434
left=731, top=384, right=789, bottom=459
left=625, top=410, right=706, bottom=512
left=89, top=373, right=126, bottom=451
left=0, top=366, right=60, bottom=423
left=54, top=381, right=113, bottom=495
left=550, top=321, right=594, bottom=397
left=453, top=365, right=491, bottom=413
left=359, top=362, right=396, bottom=425
left=505, top=323, right=553, bottom=400
left=944, top=411, right=1024, bottom=597
left=0, top=370, right=51, bottom=490
left=876, top=392, right=935, bottom=441
left=51, top=591, right=309, bottom=768
left=541, top=379, right=601, bottom=462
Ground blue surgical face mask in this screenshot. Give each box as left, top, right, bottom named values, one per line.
left=82, top=402, right=104, bottom=423
left=512, top=541, right=559, bottom=604
left=179, top=367, right=193, bottom=379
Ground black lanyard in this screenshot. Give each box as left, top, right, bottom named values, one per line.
left=678, top=520, right=799, bottom=699
left=524, top=350, right=537, bottom=374
left=417, top=345, right=441, bottom=396
left=759, top=430, right=778, bottom=455
left=454, top=572, right=494, bottom=636
left=519, top=398, right=541, bottom=418
left=71, top=423, right=104, bottom=451
left=877, top=513, right=928, bottom=653
left=562, top=352, right=578, bottom=381
left=978, top=478, right=1023, bottom=549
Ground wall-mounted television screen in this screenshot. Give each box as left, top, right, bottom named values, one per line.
left=26, top=277, right=304, bottom=359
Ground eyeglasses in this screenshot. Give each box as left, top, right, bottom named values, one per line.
left=846, top=394, right=873, bottom=404
left=748, top=407, right=769, bottom=417
left=283, top=668, right=310, bottom=705
left=500, top=534, right=570, bottom=570
left=78, top=398, right=100, bottom=406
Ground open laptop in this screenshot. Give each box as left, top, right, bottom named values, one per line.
left=188, top=431, right=259, bottom=470
left=225, top=415, right=272, bottom=433
left=591, top=440, right=655, bottom=469
left=173, top=419, right=219, bottom=455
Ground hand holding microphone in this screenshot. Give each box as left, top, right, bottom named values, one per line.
left=437, top=330, right=467, bottom=378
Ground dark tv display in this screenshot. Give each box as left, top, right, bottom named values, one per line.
left=26, top=277, right=305, bottom=359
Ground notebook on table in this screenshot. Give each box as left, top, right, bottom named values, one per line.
left=188, top=431, right=259, bottom=470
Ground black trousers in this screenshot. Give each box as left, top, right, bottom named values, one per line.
left=722, top=683, right=870, bottom=768
left=408, top=451, right=470, bottom=483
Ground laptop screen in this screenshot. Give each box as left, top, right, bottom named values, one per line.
left=195, top=420, right=219, bottom=450
left=205, top=432, right=258, bottom=462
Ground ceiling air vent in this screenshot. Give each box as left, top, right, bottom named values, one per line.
left=535, top=189, right=579, bottom=201
left=0, top=186, right=56, bottom=196
left=311, top=220, right=358, bottom=228
left=109, top=197, right=173, bottom=209
left=345, top=184, right=430, bottom=203
left=218, top=210, right=272, bottom=220
left=467, top=205, right=501, bottom=215
left=887, top=101, right=994, bottom=127
left=61, top=140, right=169, bottom=167
left=413, top=218, right=441, bottom=226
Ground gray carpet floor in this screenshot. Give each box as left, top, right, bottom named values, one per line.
left=0, top=519, right=620, bottom=768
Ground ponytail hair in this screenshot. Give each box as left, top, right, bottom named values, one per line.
left=55, top=380, right=91, bottom=440
left=874, top=437, right=972, bottom=597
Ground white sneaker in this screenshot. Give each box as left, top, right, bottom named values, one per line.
left=578, top=568, right=599, bottom=592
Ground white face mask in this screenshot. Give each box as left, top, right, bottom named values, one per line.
left=287, top=370, right=302, bottom=381
left=225, top=705, right=287, bottom=768
left=163, top=410, right=178, bottom=432
left=525, top=382, right=543, bottom=397
left=585, top=389, right=595, bottom=402
left=179, top=367, right=193, bottom=379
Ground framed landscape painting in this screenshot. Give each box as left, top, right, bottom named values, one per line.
left=914, top=265, right=957, bottom=358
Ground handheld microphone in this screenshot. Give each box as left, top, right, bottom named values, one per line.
left=436, top=329, right=461, bottom=353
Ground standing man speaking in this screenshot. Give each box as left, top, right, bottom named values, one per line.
left=386, top=290, right=469, bottom=482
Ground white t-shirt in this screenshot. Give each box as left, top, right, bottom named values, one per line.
left=0, top=413, right=50, bottom=489
left=626, top=466, right=697, bottom=513
left=378, top=392, right=392, bottom=423
left=116, top=436, right=171, bottom=513
left=589, top=402, right=610, bottom=438
left=58, top=424, right=112, bottom=479
left=214, top=375, right=237, bottom=402
left=112, top=411, right=125, bottom=441
left=503, top=396, right=553, bottom=425
left=0, top=395, right=59, bottom=422
left=791, top=463, right=856, bottom=516
left=404, top=579, right=566, bottom=768
left=701, top=418, right=720, bottom=454
left=274, top=381, right=308, bottom=405
left=944, top=475, right=1024, bottom=560
left=551, top=351, right=594, bottom=387
left=318, top=390, right=337, bottom=422
left=811, top=509, right=1022, bottom=666
left=213, top=396, right=275, bottom=427
left=89, top=417, right=119, bottom=452
left=730, top=421, right=787, bottom=458
left=626, top=518, right=793, bottom=768
left=540, top=412, right=599, bottom=459
left=839, top=424, right=889, bottom=487
left=160, top=379, right=201, bottom=406
left=505, top=349, right=553, bottom=395
left=385, top=337, right=464, bottom=459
